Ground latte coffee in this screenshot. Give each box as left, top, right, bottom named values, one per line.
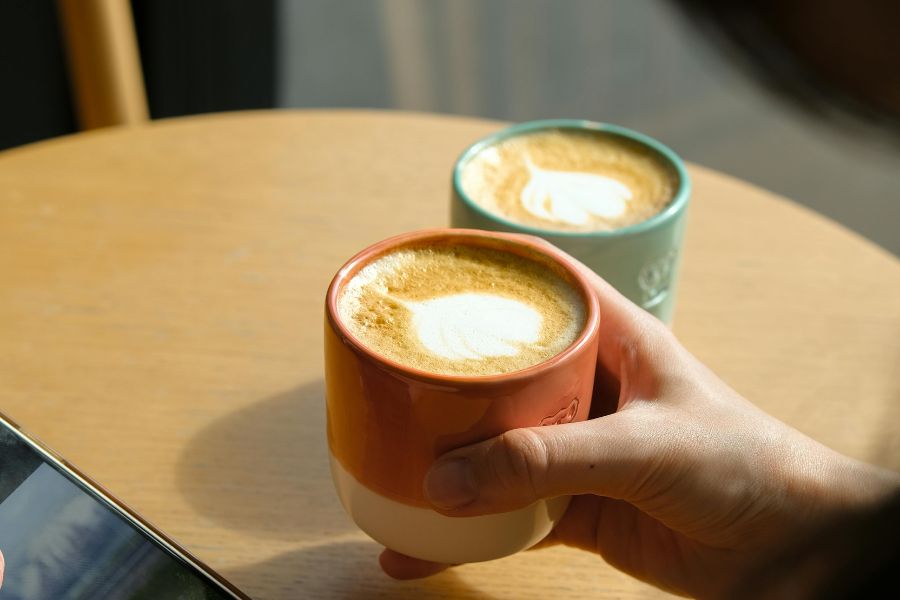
left=460, top=128, right=679, bottom=232
left=337, top=243, right=586, bottom=376
left=326, top=230, right=601, bottom=564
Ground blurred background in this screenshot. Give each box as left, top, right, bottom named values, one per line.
left=2, top=0, right=897, bottom=254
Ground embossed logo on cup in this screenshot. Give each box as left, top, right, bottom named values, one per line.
left=540, top=397, right=579, bottom=426
left=638, top=248, right=678, bottom=308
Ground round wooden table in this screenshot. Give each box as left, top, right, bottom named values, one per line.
left=0, top=110, right=897, bottom=599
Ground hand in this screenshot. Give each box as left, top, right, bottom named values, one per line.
left=380, top=265, right=900, bottom=598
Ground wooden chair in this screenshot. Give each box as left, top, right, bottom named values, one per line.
left=57, top=0, right=149, bottom=129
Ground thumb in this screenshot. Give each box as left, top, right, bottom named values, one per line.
left=423, top=409, right=662, bottom=516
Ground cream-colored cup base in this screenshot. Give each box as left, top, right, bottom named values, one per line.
left=330, top=452, right=570, bottom=564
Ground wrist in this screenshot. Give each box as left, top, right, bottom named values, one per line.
left=759, top=421, right=899, bottom=535
left=791, top=439, right=900, bottom=523
left=825, top=453, right=900, bottom=509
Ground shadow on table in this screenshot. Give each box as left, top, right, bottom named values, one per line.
left=226, top=538, right=496, bottom=600
left=176, top=379, right=356, bottom=540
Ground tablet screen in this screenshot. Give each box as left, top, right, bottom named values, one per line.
left=0, top=427, right=236, bottom=599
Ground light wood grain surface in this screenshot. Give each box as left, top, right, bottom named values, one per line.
left=0, top=110, right=897, bottom=599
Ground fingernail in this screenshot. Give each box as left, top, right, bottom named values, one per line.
left=424, top=457, right=477, bottom=509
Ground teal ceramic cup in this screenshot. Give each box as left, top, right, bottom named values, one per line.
left=450, top=119, right=691, bottom=324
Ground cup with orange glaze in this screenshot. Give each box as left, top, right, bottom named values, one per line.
left=325, top=229, right=600, bottom=564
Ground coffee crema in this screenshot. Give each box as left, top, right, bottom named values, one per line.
left=460, top=128, right=679, bottom=232
left=337, top=244, right=585, bottom=376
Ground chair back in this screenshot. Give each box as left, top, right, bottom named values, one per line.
left=58, top=0, right=149, bottom=129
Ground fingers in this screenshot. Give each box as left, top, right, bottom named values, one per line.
left=424, top=240, right=682, bottom=516
left=509, top=233, right=654, bottom=331
left=424, top=411, right=663, bottom=517
left=552, top=494, right=698, bottom=597
left=0, top=548, right=4, bottom=590
left=533, top=239, right=678, bottom=404
left=509, top=233, right=678, bottom=402
left=582, top=269, right=676, bottom=389
left=379, top=549, right=449, bottom=580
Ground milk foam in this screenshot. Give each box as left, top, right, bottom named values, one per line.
left=460, top=129, right=678, bottom=232
left=406, top=293, right=542, bottom=361
left=338, top=245, right=585, bottom=376
left=521, top=155, right=632, bottom=225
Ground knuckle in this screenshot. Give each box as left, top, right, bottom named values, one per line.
left=495, top=428, right=551, bottom=500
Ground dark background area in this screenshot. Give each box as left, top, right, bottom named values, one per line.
left=0, top=0, right=276, bottom=151
left=0, top=1, right=76, bottom=150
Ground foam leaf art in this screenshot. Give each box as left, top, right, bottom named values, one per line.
left=520, top=155, right=632, bottom=225
left=403, top=293, right=542, bottom=361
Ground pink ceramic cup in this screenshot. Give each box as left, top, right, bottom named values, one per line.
left=325, top=228, right=600, bottom=564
